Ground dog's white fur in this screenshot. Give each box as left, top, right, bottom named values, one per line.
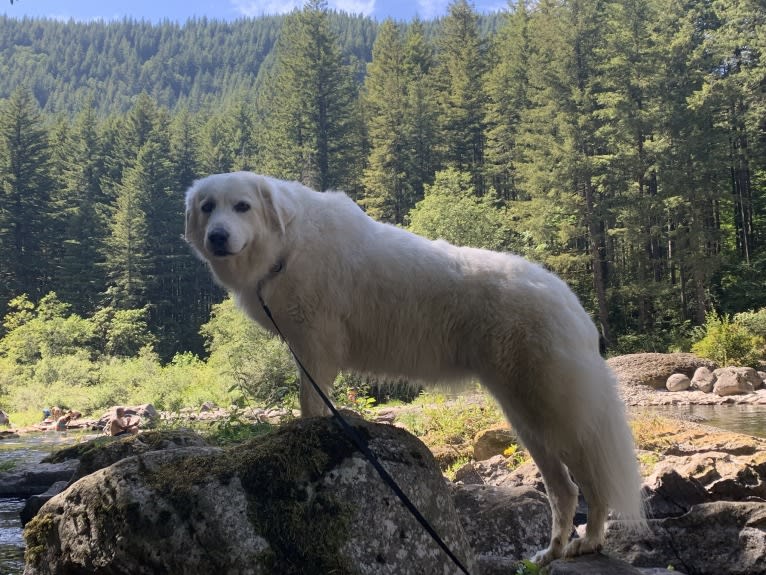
left=185, top=171, right=645, bottom=564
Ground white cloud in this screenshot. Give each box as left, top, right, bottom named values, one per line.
left=231, top=0, right=302, bottom=17
left=333, top=0, right=375, bottom=16
left=232, top=0, right=375, bottom=17
left=416, top=0, right=449, bottom=19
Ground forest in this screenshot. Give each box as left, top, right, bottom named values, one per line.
left=0, top=0, right=764, bottom=419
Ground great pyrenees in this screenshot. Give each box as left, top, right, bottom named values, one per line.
left=185, top=171, right=644, bottom=565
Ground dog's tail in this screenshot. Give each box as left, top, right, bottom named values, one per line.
left=575, top=357, right=647, bottom=528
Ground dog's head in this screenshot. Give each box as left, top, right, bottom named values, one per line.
left=184, top=172, right=295, bottom=284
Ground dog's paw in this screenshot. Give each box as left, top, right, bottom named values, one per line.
left=562, top=536, right=603, bottom=558
left=531, top=543, right=563, bottom=566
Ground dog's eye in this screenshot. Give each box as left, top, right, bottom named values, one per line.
left=234, top=201, right=251, bottom=213
left=201, top=201, right=215, bottom=214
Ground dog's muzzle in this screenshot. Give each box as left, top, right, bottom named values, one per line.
left=207, top=227, right=231, bottom=257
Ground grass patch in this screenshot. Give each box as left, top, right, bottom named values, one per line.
left=394, top=390, right=504, bottom=450
left=629, top=413, right=681, bottom=452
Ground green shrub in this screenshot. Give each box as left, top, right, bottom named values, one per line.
left=201, top=298, right=298, bottom=408
left=734, top=308, right=766, bottom=339
left=691, top=311, right=765, bottom=367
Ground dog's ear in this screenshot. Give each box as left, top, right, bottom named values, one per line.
left=256, top=178, right=295, bottom=234
left=184, top=184, right=202, bottom=247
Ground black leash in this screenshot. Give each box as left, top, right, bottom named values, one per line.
left=256, top=279, right=472, bottom=575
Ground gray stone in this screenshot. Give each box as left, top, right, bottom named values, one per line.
left=642, top=466, right=709, bottom=518
left=450, top=484, right=550, bottom=566
left=607, top=353, right=717, bottom=390
left=20, top=480, right=69, bottom=526
left=0, top=459, right=77, bottom=498
left=713, top=368, right=755, bottom=396
left=546, top=553, right=648, bottom=574
left=472, top=425, right=517, bottom=461
left=691, top=366, right=716, bottom=393
left=43, top=428, right=210, bottom=483
left=24, top=417, right=476, bottom=575
left=666, top=373, right=691, bottom=392
left=604, top=502, right=766, bottom=575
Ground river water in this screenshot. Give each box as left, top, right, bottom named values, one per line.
left=0, top=406, right=764, bottom=574
left=635, top=404, right=766, bottom=439
left=0, top=430, right=100, bottom=575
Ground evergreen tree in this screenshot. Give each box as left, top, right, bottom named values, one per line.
left=595, top=0, right=667, bottom=334
left=483, top=1, right=530, bottom=201
left=516, top=0, right=613, bottom=340
left=360, top=20, right=412, bottom=223
left=260, top=0, right=360, bottom=191
left=435, top=0, right=487, bottom=192
left=0, top=87, right=53, bottom=304
left=102, top=157, right=152, bottom=310
left=52, top=105, right=109, bottom=313
left=402, top=19, right=438, bottom=207
left=198, top=112, right=236, bottom=176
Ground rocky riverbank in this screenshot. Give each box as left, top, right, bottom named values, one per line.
left=6, top=408, right=763, bottom=575
left=609, top=353, right=766, bottom=406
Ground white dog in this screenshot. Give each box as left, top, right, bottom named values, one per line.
left=185, top=171, right=645, bottom=565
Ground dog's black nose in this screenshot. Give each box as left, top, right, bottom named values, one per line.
left=207, top=228, right=229, bottom=252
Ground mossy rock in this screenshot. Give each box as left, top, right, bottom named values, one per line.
left=43, top=429, right=210, bottom=483
left=25, top=416, right=476, bottom=575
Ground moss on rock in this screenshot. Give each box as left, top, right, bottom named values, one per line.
left=147, top=417, right=363, bottom=574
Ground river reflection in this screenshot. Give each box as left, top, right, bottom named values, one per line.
left=0, top=430, right=101, bottom=575
left=633, top=404, right=766, bottom=439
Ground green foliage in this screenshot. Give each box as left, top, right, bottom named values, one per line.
left=734, top=309, right=766, bottom=340
left=259, top=0, right=362, bottom=191
left=1, top=3, right=766, bottom=413
left=691, top=311, right=766, bottom=367
left=515, top=559, right=540, bottom=575
left=395, top=390, right=503, bottom=447
left=201, top=298, right=298, bottom=409
left=0, top=294, right=94, bottom=366
left=206, top=410, right=276, bottom=446
left=91, top=306, right=156, bottom=358
left=407, top=168, right=508, bottom=250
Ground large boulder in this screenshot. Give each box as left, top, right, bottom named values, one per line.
left=43, top=428, right=210, bottom=483
left=713, top=367, right=759, bottom=396
left=19, top=480, right=69, bottom=526
left=449, top=484, right=550, bottom=573
left=665, top=373, right=691, bottom=392
left=605, top=502, right=766, bottom=575
left=0, top=459, right=77, bottom=498
left=472, top=424, right=517, bottom=462
left=691, top=366, right=716, bottom=392
left=24, top=417, right=476, bottom=575
left=546, top=553, right=660, bottom=574
left=608, top=353, right=717, bottom=389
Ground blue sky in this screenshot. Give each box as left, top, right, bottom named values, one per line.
left=2, top=0, right=509, bottom=22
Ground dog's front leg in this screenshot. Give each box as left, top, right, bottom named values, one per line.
left=283, top=319, right=345, bottom=418
left=297, top=360, right=338, bottom=417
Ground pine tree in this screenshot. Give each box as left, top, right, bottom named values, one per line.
left=52, top=105, right=109, bottom=313
left=102, top=158, right=152, bottom=310
left=360, top=20, right=411, bottom=223
left=516, top=0, right=613, bottom=341
left=260, top=0, right=360, bottom=191
left=435, top=0, right=487, bottom=192
left=483, top=1, right=531, bottom=201
left=402, top=19, right=438, bottom=208
left=0, top=87, right=54, bottom=304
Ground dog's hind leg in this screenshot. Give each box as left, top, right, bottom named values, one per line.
left=561, top=459, right=608, bottom=558
left=522, top=436, right=579, bottom=566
